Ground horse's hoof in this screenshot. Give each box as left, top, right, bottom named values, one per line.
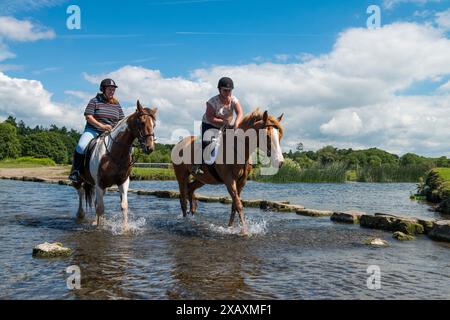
left=240, top=229, right=250, bottom=237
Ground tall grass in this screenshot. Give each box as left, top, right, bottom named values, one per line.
left=254, top=159, right=347, bottom=183
left=356, top=164, right=432, bottom=183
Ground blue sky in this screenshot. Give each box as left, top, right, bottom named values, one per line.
left=1, top=0, right=450, bottom=156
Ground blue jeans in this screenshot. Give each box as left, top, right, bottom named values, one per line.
left=76, top=128, right=100, bottom=154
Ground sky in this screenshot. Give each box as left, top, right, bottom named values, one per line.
left=0, top=0, right=450, bottom=157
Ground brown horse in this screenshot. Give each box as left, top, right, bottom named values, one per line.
left=73, top=101, right=157, bottom=229
left=172, top=109, right=284, bottom=235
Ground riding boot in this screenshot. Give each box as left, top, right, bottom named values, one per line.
left=69, top=151, right=85, bottom=183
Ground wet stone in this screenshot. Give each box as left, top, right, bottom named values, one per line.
left=428, top=220, right=450, bottom=243
left=32, top=242, right=72, bottom=258
left=331, top=211, right=365, bottom=224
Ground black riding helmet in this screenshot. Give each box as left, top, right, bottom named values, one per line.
left=218, top=77, right=234, bottom=90
left=100, top=78, right=118, bottom=92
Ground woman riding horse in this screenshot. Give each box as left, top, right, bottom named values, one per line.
left=191, top=77, right=244, bottom=175
left=69, top=78, right=125, bottom=183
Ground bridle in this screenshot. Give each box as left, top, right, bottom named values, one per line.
left=103, top=111, right=156, bottom=169
left=132, top=111, right=156, bottom=150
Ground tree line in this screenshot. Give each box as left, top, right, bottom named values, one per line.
left=1, top=117, right=449, bottom=174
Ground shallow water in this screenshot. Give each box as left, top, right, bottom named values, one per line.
left=0, top=180, right=449, bottom=300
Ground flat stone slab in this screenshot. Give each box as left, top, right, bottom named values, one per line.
left=260, top=201, right=305, bottom=212
left=296, top=208, right=333, bottom=217
left=32, top=242, right=72, bottom=258
left=360, top=214, right=425, bottom=235
left=331, top=211, right=365, bottom=224
left=428, top=220, right=450, bottom=243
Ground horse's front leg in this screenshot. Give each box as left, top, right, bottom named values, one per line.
left=93, top=186, right=105, bottom=227
left=76, top=186, right=85, bottom=221
left=225, top=180, right=248, bottom=236
left=228, top=179, right=246, bottom=227
left=119, top=178, right=130, bottom=231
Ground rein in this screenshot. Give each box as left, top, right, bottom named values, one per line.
left=102, top=111, right=156, bottom=170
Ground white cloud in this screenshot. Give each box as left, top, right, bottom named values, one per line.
left=83, top=66, right=215, bottom=140
left=0, top=16, right=55, bottom=63
left=0, top=40, right=15, bottom=61
left=0, top=71, right=82, bottom=129
left=383, top=0, right=442, bottom=10
left=438, top=79, right=450, bottom=91
left=0, top=16, right=55, bottom=41
left=320, top=112, right=363, bottom=136
left=0, top=0, right=67, bottom=15
left=436, top=9, right=450, bottom=31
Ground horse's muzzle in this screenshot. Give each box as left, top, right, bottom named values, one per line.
left=143, top=145, right=154, bottom=154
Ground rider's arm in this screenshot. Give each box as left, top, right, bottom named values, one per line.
left=233, top=100, right=244, bottom=129
left=205, top=102, right=227, bottom=126
left=85, top=115, right=110, bottom=131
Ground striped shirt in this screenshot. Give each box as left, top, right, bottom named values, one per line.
left=84, top=94, right=125, bottom=133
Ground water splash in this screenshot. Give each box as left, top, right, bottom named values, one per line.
left=208, top=218, right=268, bottom=236
left=100, top=212, right=147, bottom=236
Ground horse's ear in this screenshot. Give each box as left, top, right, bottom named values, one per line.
left=151, top=107, right=158, bottom=115
left=277, top=113, right=284, bottom=122
left=137, top=100, right=144, bottom=112
left=263, top=111, right=269, bottom=124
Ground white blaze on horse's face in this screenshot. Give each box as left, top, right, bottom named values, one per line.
left=270, top=128, right=284, bottom=168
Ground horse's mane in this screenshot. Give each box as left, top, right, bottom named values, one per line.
left=240, top=108, right=284, bottom=138
left=110, top=107, right=156, bottom=135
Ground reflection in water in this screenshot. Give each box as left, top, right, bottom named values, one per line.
left=63, top=229, right=136, bottom=300
left=0, top=179, right=449, bottom=300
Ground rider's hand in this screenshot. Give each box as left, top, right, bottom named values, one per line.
left=102, top=124, right=113, bottom=132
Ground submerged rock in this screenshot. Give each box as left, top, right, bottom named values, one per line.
left=331, top=211, right=365, bottom=224
left=32, top=242, right=72, bottom=258
left=364, top=238, right=389, bottom=246
left=360, top=214, right=424, bottom=235
left=393, top=231, right=415, bottom=241
left=428, top=220, right=450, bottom=243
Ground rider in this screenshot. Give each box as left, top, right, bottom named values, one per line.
left=192, top=77, right=244, bottom=175
left=68, top=78, right=125, bottom=183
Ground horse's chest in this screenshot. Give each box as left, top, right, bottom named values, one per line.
left=97, top=155, right=131, bottom=188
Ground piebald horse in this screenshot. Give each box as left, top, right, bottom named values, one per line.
left=172, top=109, right=284, bottom=235
left=73, top=101, right=157, bottom=229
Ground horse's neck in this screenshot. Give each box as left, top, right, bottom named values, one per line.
left=106, top=118, right=134, bottom=154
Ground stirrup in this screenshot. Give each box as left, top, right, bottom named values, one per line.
left=192, top=165, right=204, bottom=175
left=69, top=170, right=81, bottom=183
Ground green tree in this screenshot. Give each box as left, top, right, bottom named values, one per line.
left=0, top=122, right=21, bottom=160
left=20, top=132, right=68, bottom=164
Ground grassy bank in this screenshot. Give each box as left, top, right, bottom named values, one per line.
left=0, top=157, right=56, bottom=168
left=131, top=167, right=176, bottom=181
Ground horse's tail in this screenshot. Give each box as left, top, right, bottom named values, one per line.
left=84, top=183, right=94, bottom=211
